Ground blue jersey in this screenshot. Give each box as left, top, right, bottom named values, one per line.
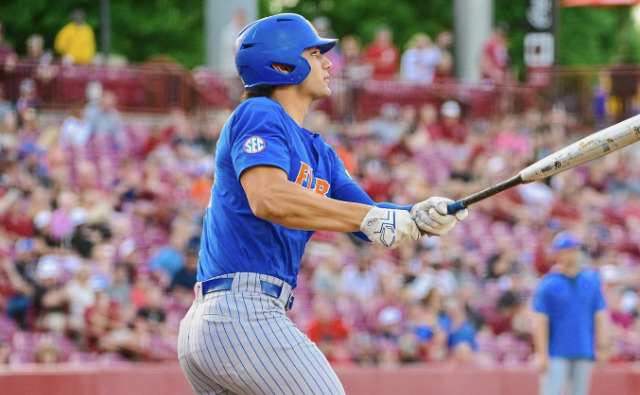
left=532, top=269, right=606, bottom=359
left=198, top=97, right=408, bottom=288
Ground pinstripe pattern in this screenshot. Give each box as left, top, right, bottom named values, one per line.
left=178, top=272, right=346, bottom=395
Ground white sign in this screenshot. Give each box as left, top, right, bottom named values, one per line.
left=524, top=32, right=554, bottom=67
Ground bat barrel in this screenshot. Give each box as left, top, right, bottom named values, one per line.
left=520, top=113, right=640, bottom=182
left=446, top=175, right=523, bottom=214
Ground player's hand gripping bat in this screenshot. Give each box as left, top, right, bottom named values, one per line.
left=447, top=113, right=640, bottom=214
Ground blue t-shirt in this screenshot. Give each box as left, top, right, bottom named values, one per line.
left=448, top=321, right=477, bottom=351
left=198, top=97, right=408, bottom=288
left=532, top=269, right=606, bottom=359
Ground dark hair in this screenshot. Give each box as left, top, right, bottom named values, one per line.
left=241, top=85, right=278, bottom=101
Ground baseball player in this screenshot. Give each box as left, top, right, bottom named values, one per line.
left=177, top=13, right=468, bottom=395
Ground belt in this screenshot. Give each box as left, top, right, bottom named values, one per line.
left=199, top=276, right=295, bottom=311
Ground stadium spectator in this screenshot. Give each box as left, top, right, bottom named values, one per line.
left=340, top=248, right=380, bottom=302
left=15, top=79, right=40, bottom=127
left=49, top=190, right=78, bottom=243
left=0, top=108, right=18, bottom=157
left=437, top=100, right=468, bottom=144
left=59, top=107, right=91, bottom=148
left=443, top=298, right=477, bottom=360
left=306, top=297, right=350, bottom=362
left=54, top=9, right=96, bottom=65
left=369, top=102, right=410, bottom=145
left=532, top=232, right=609, bottom=395
left=32, top=257, right=68, bottom=335
left=0, top=341, right=9, bottom=364
left=84, top=285, right=123, bottom=352
left=0, top=23, right=14, bottom=58
left=400, top=33, right=440, bottom=84
left=148, top=229, right=186, bottom=282
left=83, top=81, right=102, bottom=126
left=480, top=22, right=510, bottom=84
left=107, top=263, right=132, bottom=313
left=434, top=30, right=454, bottom=81
left=34, top=336, right=61, bottom=364
left=0, top=189, right=32, bottom=238
left=135, top=286, right=166, bottom=331
left=0, top=83, right=13, bottom=122
left=341, top=35, right=368, bottom=81
left=24, top=34, right=57, bottom=84
left=65, top=264, right=96, bottom=337
left=169, top=236, right=199, bottom=301
left=362, top=25, right=400, bottom=80
left=86, top=89, right=123, bottom=136
left=0, top=23, right=17, bottom=72
left=311, top=247, right=344, bottom=296
left=2, top=244, right=35, bottom=329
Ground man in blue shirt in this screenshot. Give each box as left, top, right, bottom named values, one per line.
left=532, top=231, right=609, bottom=395
left=177, top=13, right=468, bottom=395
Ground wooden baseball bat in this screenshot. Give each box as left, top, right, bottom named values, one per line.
left=447, top=113, right=640, bottom=214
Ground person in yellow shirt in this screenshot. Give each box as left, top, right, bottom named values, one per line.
left=54, top=9, right=95, bottom=65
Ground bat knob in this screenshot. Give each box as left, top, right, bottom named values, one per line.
left=446, top=201, right=466, bottom=215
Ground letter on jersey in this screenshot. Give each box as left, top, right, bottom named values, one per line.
left=294, top=161, right=330, bottom=196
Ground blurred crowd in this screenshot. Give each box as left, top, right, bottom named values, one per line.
left=0, top=10, right=511, bottom=108
left=1, top=70, right=640, bottom=367
left=1, top=12, right=640, bottom=368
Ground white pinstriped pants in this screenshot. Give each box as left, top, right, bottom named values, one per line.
left=178, top=272, right=346, bottom=395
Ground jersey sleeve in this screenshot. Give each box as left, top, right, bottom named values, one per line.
left=532, top=280, right=550, bottom=315
left=230, top=101, right=291, bottom=180
left=591, top=272, right=607, bottom=312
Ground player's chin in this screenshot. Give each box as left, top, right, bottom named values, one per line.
left=316, top=87, right=331, bottom=99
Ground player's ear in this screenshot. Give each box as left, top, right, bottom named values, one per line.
left=272, top=63, right=294, bottom=74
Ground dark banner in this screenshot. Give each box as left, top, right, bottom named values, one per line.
left=524, top=0, right=556, bottom=86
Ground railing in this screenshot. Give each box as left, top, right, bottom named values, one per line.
left=0, top=60, right=539, bottom=119
left=0, top=62, right=227, bottom=114
left=543, top=64, right=640, bottom=126
left=3, top=60, right=639, bottom=123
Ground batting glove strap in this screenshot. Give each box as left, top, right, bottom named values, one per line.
left=360, top=207, right=420, bottom=249
left=410, top=196, right=468, bottom=236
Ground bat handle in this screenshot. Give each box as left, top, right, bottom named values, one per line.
left=446, top=201, right=467, bottom=215
left=445, top=174, right=524, bottom=215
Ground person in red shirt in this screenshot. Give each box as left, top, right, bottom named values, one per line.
left=306, top=298, right=350, bottom=362
left=480, top=23, right=510, bottom=84
left=438, top=100, right=468, bottom=144
left=362, top=25, right=399, bottom=80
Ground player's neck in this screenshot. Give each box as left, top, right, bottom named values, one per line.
left=557, top=261, right=580, bottom=278
left=270, top=89, right=311, bottom=126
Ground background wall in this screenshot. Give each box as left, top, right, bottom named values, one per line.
left=2, top=363, right=640, bottom=395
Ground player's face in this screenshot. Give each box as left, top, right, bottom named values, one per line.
left=299, top=47, right=332, bottom=100
left=557, top=248, right=580, bottom=267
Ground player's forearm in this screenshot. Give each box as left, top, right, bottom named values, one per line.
left=595, top=310, right=610, bottom=350
left=532, top=312, right=549, bottom=356
left=249, top=180, right=371, bottom=231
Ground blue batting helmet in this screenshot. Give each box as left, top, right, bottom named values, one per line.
left=234, top=13, right=337, bottom=88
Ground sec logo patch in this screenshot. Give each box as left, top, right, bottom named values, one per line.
left=243, top=136, right=266, bottom=154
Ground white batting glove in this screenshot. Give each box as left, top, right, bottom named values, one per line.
left=410, top=196, right=468, bottom=236
left=360, top=207, right=420, bottom=249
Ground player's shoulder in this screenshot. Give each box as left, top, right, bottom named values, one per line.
left=579, top=268, right=602, bottom=285
left=537, top=271, right=563, bottom=289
